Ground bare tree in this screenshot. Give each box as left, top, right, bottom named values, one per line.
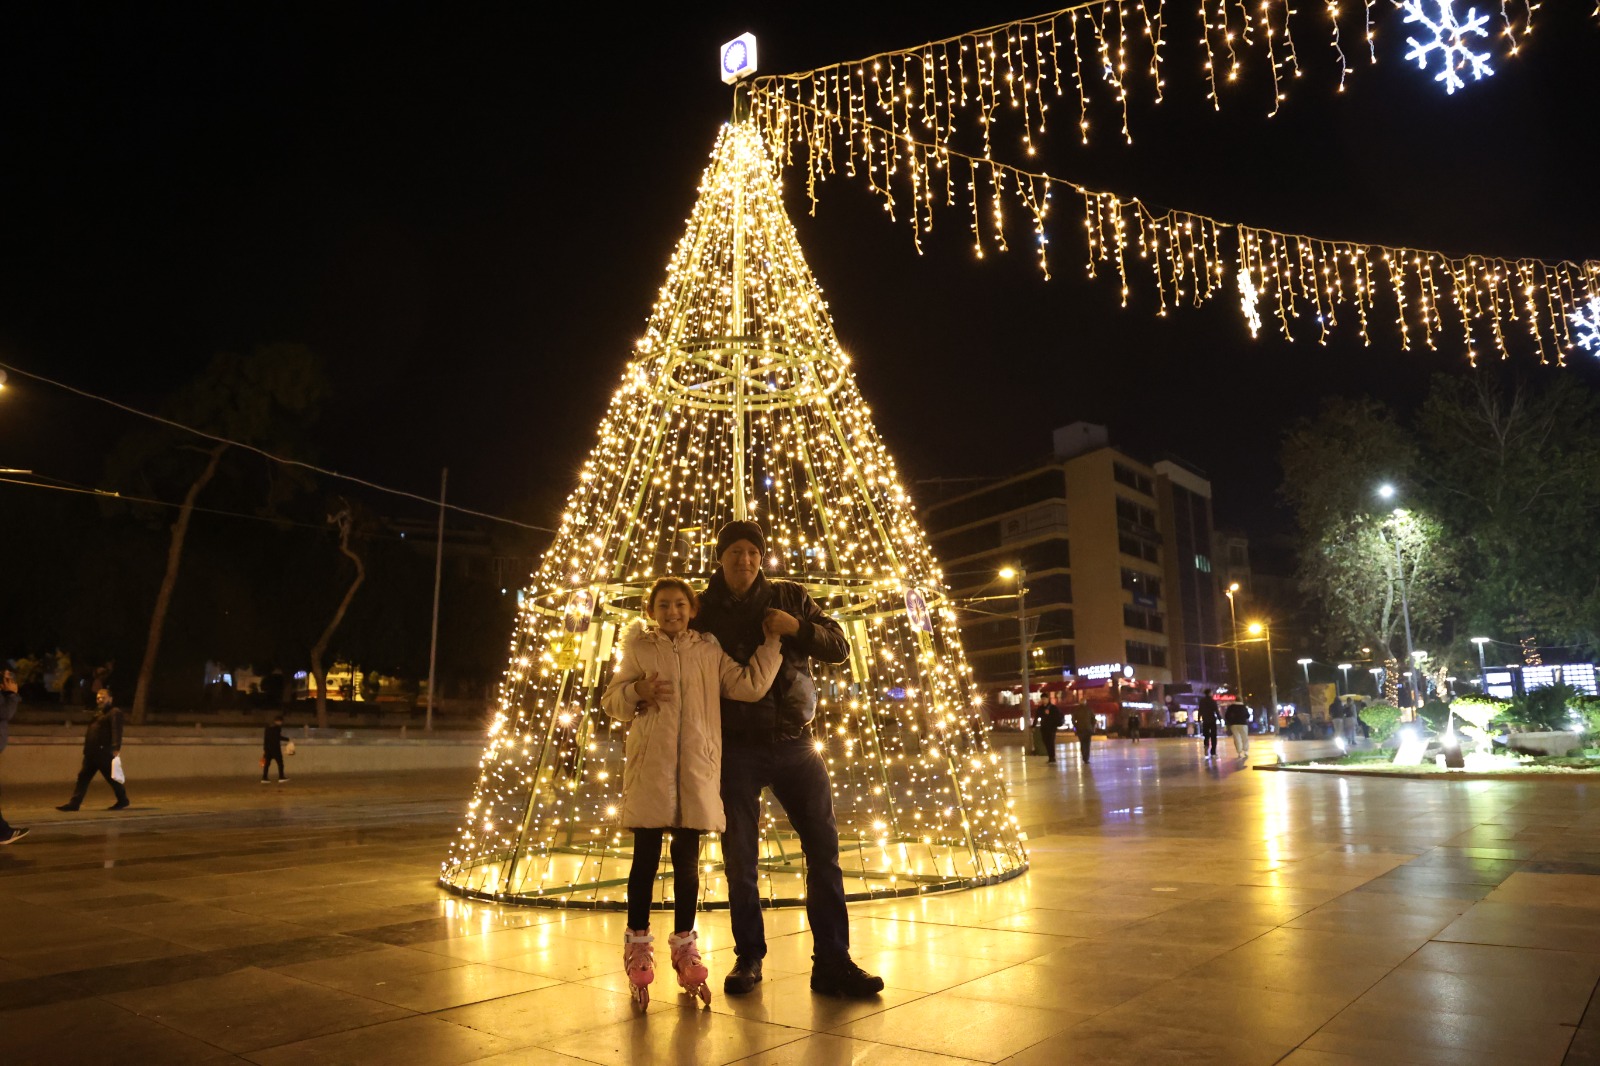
left=130, top=442, right=228, bottom=722
left=310, top=503, right=366, bottom=729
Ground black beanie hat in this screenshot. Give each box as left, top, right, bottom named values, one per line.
left=715, top=520, right=766, bottom=557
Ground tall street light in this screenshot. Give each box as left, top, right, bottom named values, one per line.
left=998, top=565, right=1032, bottom=735
left=1369, top=666, right=1385, bottom=696
left=1472, top=636, right=1490, bottom=691
left=1246, top=621, right=1280, bottom=717
left=1376, top=485, right=1419, bottom=720
left=1337, top=662, right=1352, bottom=695
left=1225, top=582, right=1243, bottom=693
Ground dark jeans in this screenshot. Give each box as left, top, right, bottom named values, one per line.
left=1040, top=725, right=1058, bottom=761
left=1201, top=723, right=1218, bottom=757
left=69, top=749, right=128, bottom=806
left=1076, top=729, right=1092, bottom=762
left=626, top=827, right=702, bottom=932
left=262, top=749, right=285, bottom=780
left=721, top=736, right=850, bottom=966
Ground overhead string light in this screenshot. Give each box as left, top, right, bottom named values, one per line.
left=750, top=89, right=1600, bottom=364
left=439, top=121, right=1027, bottom=909
left=750, top=1, right=1549, bottom=180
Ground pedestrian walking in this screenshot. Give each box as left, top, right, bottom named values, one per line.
left=1198, top=689, right=1220, bottom=760
left=1071, top=704, right=1096, bottom=764
left=1039, top=694, right=1063, bottom=764
left=1126, top=711, right=1142, bottom=743
left=1225, top=698, right=1251, bottom=759
left=602, top=576, right=784, bottom=1008
left=57, top=687, right=129, bottom=811
left=1, top=666, right=31, bottom=844
left=261, top=715, right=291, bottom=783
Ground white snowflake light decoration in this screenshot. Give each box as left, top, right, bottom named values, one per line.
left=1571, top=296, right=1600, bottom=353
left=1238, top=267, right=1262, bottom=338
left=1400, top=1, right=1494, bottom=95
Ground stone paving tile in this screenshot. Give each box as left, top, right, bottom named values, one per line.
left=5, top=750, right=1600, bottom=1063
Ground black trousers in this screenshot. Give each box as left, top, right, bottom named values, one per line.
left=626, top=827, right=702, bottom=932
left=1201, top=723, right=1218, bottom=756
left=1040, top=725, right=1058, bottom=761
left=722, top=736, right=850, bottom=965
left=1076, top=729, right=1093, bottom=762
left=262, top=749, right=285, bottom=780
left=68, top=749, right=128, bottom=806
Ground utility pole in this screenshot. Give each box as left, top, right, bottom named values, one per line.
left=426, top=468, right=447, bottom=733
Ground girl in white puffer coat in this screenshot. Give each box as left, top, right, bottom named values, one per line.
left=602, top=576, right=785, bottom=1008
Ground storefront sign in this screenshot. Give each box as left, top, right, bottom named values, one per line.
left=1076, top=662, right=1134, bottom=680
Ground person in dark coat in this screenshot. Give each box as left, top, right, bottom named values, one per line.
left=692, top=520, right=883, bottom=1000
left=57, top=687, right=129, bottom=811
left=1039, top=694, right=1063, bottom=763
left=1198, top=689, right=1221, bottom=761
left=1071, top=704, right=1096, bottom=764
left=1, top=666, right=30, bottom=844
left=1224, top=698, right=1252, bottom=759
left=262, top=715, right=290, bottom=783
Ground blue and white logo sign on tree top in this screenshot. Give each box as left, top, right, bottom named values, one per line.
left=720, top=33, right=757, bottom=85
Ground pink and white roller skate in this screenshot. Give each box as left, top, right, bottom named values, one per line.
left=623, top=927, right=654, bottom=1008
left=667, top=929, right=711, bottom=1006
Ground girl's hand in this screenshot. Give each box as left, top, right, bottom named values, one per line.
left=633, top=672, right=672, bottom=705
left=763, top=609, right=799, bottom=639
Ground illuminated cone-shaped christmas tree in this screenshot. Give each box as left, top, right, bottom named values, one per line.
left=440, top=120, right=1027, bottom=908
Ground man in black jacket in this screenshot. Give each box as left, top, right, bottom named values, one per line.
left=57, top=687, right=129, bottom=811
left=693, top=520, right=883, bottom=999
left=1198, top=689, right=1221, bottom=761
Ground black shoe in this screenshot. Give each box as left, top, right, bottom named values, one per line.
left=723, top=955, right=763, bottom=995
left=810, top=957, right=884, bottom=998
left=108, top=801, right=129, bottom=810
left=56, top=804, right=79, bottom=812
left=0, top=828, right=30, bottom=845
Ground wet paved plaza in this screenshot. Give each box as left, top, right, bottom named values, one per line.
left=3, top=737, right=1599, bottom=1064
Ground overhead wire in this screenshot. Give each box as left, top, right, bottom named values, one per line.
left=0, top=358, right=556, bottom=534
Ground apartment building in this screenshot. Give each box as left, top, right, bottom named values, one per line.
left=921, top=423, right=1226, bottom=728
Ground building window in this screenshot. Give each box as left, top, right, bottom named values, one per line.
left=1126, top=640, right=1167, bottom=667
left=1194, top=553, right=1212, bottom=573
left=1120, top=567, right=1162, bottom=600
left=1123, top=606, right=1165, bottom=633
left=1113, top=462, right=1155, bottom=496
left=1118, top=533, right=1159, bottom=563
left=1115, top=495, right=1159, bottom=533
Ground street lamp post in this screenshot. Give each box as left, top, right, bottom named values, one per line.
left=1225, top=582, right=1243, bottom=693
left=1377, top=485, right=1419, bottom=720
left=999, top=565, right=1031, bottom=735
left=1369, top=666, right=1385, bottom=697
left=1297, top=658, right=1313, bottom=687
left=1472, top=636, right=1490, bottom=691
left=1337, top=662, right=1352, bottom=695
left=1247, top=621, right=1280, bottom=718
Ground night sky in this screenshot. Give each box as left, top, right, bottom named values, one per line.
left=4, top=3, right=1598, bottom=545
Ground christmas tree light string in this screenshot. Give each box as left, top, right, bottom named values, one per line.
left=749, top=90, right=1600, bottom=363
left=439, top=121, right=1028, bottom=908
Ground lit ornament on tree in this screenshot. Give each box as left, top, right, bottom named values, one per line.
left=439, top=118, right=1027, bottom=908
left=1400, top=0, right=1494, bottom=94
left=1570, top=295, right=1600, bottom=353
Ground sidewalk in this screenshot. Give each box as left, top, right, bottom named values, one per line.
left=2, top=740, right=1598, bottom=1064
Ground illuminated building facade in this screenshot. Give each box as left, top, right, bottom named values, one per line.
left=922, top=423, right=1225, bottom=727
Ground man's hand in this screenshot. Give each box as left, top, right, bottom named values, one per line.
left=633, top=672, right=673, bottom=706
left=763, top=609, right=799, bottom=638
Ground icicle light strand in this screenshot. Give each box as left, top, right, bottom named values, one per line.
left=751, top=92, right=1600, bottom=365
